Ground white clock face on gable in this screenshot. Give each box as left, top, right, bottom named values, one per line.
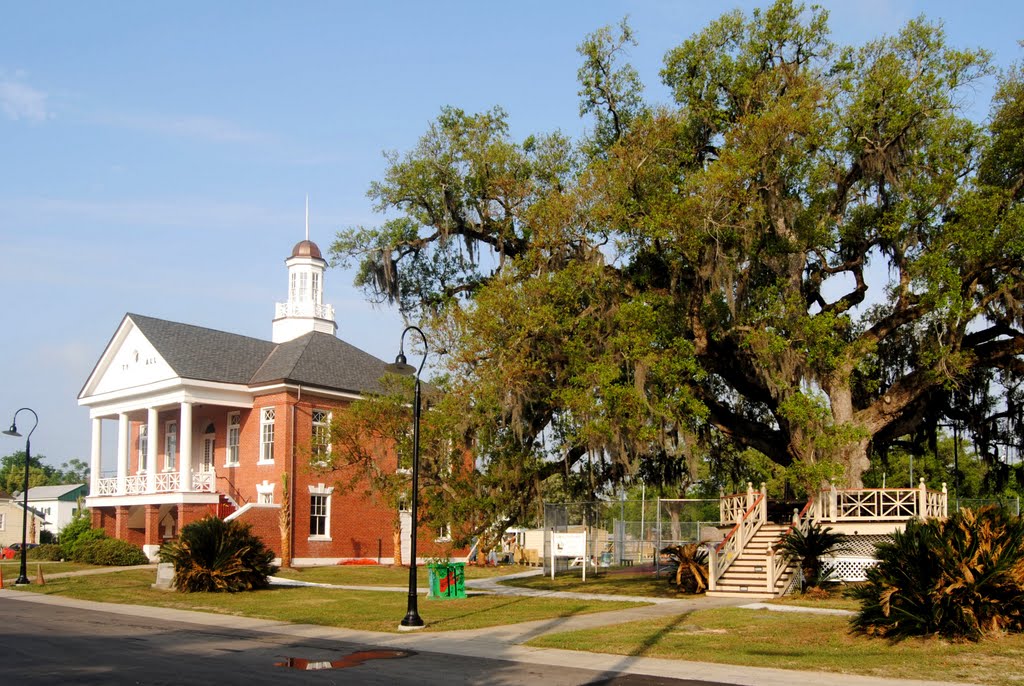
left=93, top=325, right=175, bottom=394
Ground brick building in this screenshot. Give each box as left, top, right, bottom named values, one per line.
left=79, top=236, right=461, bottom=564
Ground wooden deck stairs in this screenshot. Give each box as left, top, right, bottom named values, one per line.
left=706, top=523, right=795, bottom=599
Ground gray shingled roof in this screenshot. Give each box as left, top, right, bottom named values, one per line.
left=130, top=314, right=277, bottom=384
left=123, top=314, right=389, bottom=395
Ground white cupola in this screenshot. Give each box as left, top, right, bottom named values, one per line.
left=271, top=202, right=337, bottom=342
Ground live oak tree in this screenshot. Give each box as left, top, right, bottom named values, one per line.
left=334, top=1, right=1024, bottom=498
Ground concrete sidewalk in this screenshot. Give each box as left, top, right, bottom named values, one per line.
left=0, top=568, right=979, bottom=686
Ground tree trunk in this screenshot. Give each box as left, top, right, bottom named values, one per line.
left=393, top=528, right=403, bottom=567
left=278, top=473, right=291, bottom=568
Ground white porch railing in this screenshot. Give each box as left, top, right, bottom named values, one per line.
left=94, top=470, right=214, bottom=496
left=818, top=479, right=947, bottom=522
left=709, top=483, right=767, bottom=591
left=767, top=498, right=814, bottom=592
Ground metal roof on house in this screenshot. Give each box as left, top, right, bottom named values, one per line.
left=25, top=484, right=87, bottom=500
left=124, top=314, right=389, bottom=395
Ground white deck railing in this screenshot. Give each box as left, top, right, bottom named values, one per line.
left=818, top=479, right=947, bottom=522
left=94, top=470, right=214, bottom=496
left=709, top=483, right=767, bottom=591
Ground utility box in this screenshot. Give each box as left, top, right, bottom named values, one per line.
left=427, top=561, right=466, bottom=599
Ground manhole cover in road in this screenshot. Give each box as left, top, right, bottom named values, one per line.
left=275, top=649, right=415, bottom=671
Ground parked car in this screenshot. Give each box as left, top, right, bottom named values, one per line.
left=2, top=543, right=39, bottom=558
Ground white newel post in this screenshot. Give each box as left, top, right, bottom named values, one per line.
left=90, top=418, right=102, bottom=496
left=829, top=483, right=838, bottom=522
left=147, top=407, right=159, bottom=493
left=117, top=413, right=129, bottom=495
left=759, top=483, right=767, bottom=524
left=179, top=402, right=193, bottom=491
left=746, top=481, right=754, bottom=509
left=941, top=483, right=948, bottom=518
left=918, top=478, right=927, bottom=517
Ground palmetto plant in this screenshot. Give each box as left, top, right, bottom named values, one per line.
left=851, top=507, right=1024, bottom=641
left=777, top=522, right=849, bottom=589
left=661, top=543, right=710, bottom=593
left=159, top=516, right=278, bottom=593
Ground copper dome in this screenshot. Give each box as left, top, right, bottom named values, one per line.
left=290, top=239, right=323, bottom=260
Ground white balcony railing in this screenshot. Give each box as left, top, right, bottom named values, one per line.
left=93, top=470, right=214, bottom=496
left=274, top=301, right=335, bottom=320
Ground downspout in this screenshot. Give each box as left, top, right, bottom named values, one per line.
left=290, top=386, right=299, bottom=565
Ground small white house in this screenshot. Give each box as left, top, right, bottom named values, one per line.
left=0, top=491, right=47, bottom=548
left=24, top=484, right=87, bottom=535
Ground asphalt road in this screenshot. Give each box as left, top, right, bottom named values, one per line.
left=1, top=599, right=734, bottom=686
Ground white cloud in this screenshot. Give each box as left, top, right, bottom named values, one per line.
left=0, top=72, right=50, bottom=121
left=97, top=111, right=271, bottom=144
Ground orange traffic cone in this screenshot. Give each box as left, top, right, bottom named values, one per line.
left=36, top=564, right=45, bottom=585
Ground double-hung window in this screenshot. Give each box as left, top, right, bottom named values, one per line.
left=312, top=409, right=331, bottom=460
left=308, top=483, right=334, bottom=540
left=164, top=421, right=177, bottom=470
left=226, top=413, right=240, bottom=466
left=259, top=408, right=275, bottom=463
left=138, top=425, right=148, bottom=472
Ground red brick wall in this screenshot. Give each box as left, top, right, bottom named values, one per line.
left=232, top=505, right=282, bottom=558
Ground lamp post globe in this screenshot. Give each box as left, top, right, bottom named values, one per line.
left=3, top=407, right=39, bottom=586
left=385, top=326, right=427, bottom=630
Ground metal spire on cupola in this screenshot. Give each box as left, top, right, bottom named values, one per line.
left=271, top=196, right=337, bottom=343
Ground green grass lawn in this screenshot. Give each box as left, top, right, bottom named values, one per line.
left=1, top=561, right=102, bottom=577
left=500, top=569, right=690, bottom=599
left=275, top=562, right=535, bottom=586
left=527, top=607, right=1024, bottom=686
left=12, top=568, right=645, bottom=633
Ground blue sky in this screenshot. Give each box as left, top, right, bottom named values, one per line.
left=1, top=1, right=1021, bottom=468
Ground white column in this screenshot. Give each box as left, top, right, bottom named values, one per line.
left=146, top=408, right=159, bottom=493
left=116, top=413, right=129, bottom=495
left=89, top=418, right=102, bottom=496
left=179, top=402, right=193, bottom=492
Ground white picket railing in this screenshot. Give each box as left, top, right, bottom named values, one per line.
left=191, top=471, right=214, bottom=492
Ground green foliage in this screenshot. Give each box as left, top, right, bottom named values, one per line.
left=59, top=516, right=107, bottom=562
left=660, top=543, right=709, bottom=593
left=76, top=538, right=149, bottom=566
left=335, top=0, right=1024, bottom=522
left=851, top=507, right=1024, bottom=640
left=27, top=543, right=63, bottom=561
left=159, top=516, right=277, bottom=593
left=0, top=452, right=90, bottom=493
left=778, top=522, right=849, bottom=589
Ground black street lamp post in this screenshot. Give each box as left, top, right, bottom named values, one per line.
left=385, top=326, right=427, bottom=630
left=3, top=407, right=39, bottom=585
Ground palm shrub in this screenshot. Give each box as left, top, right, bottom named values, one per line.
left=661, top=543, right=710, bottom=593
left=851, top=507, right=1024, bottom=641
left=159, top=516, right=278, bottom=592
left=777, top=522, right=849, bottom=589
left=27, top=544, right=63, bottom=561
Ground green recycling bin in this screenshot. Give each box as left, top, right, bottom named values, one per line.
left=427, top=561, right=466, bottom=599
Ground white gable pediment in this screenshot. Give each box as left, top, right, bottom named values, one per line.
left=80, top=316, right=177, bottom=399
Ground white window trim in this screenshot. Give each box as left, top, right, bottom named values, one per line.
left=0, top=512, right=6, bottom=531
left=256, top=479, right=275, bottom=505
left=225, top=412, right=240, bottom=467
left=312, top=408, right=332, bottom=466
left=164, top=420, right=178, bottom=472
left=307, top=483, right=334, bottom=541
left=435, top=523, right=452, bottom=542
left=258, top=407, right=275, bottom=465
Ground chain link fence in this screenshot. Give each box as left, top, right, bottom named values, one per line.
left=951, top=496, right=1020, bottom=516
left=540, top=498, right=720, bottom=576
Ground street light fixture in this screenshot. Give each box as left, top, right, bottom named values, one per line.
left=3, top=407, right=38, bottom=585
left=385, top=326, right=427, bottom=630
